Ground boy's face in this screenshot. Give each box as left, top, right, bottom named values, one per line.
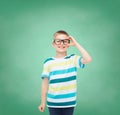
left=52, top=34, right=70, bottom=53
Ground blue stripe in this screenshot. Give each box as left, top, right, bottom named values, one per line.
left=44, top=58, right=54, bottom=63
left=47, top=101, right=76, bottom=106
left=64, top=54, right=75, bottom=59
left=49, top=75, right=76, bottom=84
left=79, top=57, right=85, bottom=68
left=41, top=74, right=49, bottom=79
left=49, top=67, right=77, bottom=76
left=47, top=92, right=76, bottom=99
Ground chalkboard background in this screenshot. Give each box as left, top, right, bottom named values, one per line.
left=0, top=0, right=120, bottom=115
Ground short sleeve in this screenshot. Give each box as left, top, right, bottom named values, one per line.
left=41, top=62, right=50, bottom=79
left=73, top=55, right=85, bottom=68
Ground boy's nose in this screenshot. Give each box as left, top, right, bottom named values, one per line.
left=61, top=40, right=64, bottom=45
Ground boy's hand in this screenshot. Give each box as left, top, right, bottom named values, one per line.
left=68, top=35, right=92, bottom=64
left=38, top=103, right=45, bottom=112
left=68, top=36, right=78, bottom=46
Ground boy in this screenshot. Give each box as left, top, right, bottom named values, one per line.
left=38, top=30, right=92, bottom=115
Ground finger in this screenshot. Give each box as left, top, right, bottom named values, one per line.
left=68, top=36, right=72, bottom=40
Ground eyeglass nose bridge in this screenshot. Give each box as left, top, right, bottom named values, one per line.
left=60, top=40, right=65, bottom=44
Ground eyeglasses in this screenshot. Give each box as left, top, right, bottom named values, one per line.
left=53, top=39, right=70, bottom=45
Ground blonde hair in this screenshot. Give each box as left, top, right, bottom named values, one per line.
left=53, top=30, right=69, bottom=38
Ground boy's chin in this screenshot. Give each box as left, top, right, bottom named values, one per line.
left=57, top=50, right=67, bottom=53
left=56, top=47, right=68, bottom=53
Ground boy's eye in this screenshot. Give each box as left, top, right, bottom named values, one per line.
left=56, top=40, right=61, bottom=43
left=64, top=40, right=70, bottom=43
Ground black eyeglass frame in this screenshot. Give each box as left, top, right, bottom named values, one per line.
left=53, top=39, right=70, bottom=45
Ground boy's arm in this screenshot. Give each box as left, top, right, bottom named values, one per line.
left=69, top=36, right=92, bottom=64
left=38, top=78, right=48, bottom=112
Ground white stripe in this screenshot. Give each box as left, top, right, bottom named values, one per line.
left=45, top=58, right=66, bottom=66
left=50, top=65, right=75, bottom=71
left=47, top=96, right=76, bottom=103
left=47, top=105, right=76, bottom=108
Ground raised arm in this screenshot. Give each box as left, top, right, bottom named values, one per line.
left=69, top=36, right=92, bottom=64
left=38, top=78, right=48, bottom=112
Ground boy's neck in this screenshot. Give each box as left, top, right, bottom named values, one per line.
left=54, top=52, right=67, bottom=58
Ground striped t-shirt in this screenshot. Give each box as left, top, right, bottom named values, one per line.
left=41, top=54, right=85, bottom=108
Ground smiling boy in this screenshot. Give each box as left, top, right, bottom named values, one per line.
left=38, top=30, right=92, bottom=115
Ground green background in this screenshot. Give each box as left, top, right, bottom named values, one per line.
left=0, top=0, right=120, bottom=115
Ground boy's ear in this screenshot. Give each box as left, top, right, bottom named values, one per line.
left=52, top=42, right=55, bottom=47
